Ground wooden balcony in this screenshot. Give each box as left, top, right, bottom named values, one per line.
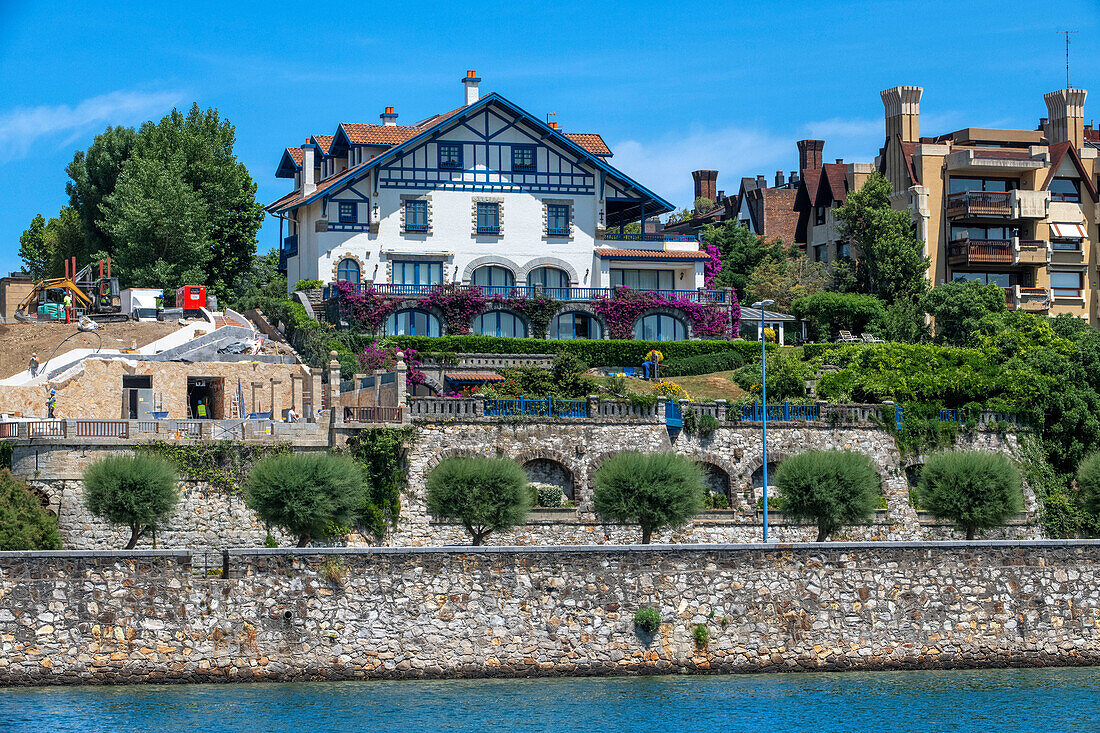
left=946, top=191, right=1013, bottom=219
left=1004, top=286, right=1051, bottom=312
left=947, top=238, right=1013, bottom=266
left=1015, top=239, right=1050, bottom=266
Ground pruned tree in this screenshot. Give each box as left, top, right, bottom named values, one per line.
left=425, top=456, right=531, bottom=545
left=83, top=454, right=179, bottom=549
left=773, top=450, right=882, bottom=541
left=917, top=451, right=1023, bottom=540
left=593, top=452, right=704, bottom=544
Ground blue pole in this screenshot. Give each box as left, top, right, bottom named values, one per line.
left=761, top=313, right=769, bottom=542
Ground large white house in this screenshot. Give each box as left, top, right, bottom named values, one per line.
left=268, top=72, right=730, bottom=341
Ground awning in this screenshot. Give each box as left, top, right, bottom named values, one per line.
left=444, top=372, right=505, bottom=384
left=1051, top=222, right=1087, bottom=239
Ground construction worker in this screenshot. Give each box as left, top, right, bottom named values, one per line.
left=28, top=353, right=38, bottom=377
left=46, top=390, right=57, bottom=419
left=62, top=291, right=73, bottom=323
left=196, top=399, right=208, bottom=419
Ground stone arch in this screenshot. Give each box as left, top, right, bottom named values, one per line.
left=461, top=255, right=522, bottom=284
left=631, top=307, right=694, bottom=340
left=423, top=447, right=482, bottom=473
left=690, top=451, right=739, bottom=506
left=330, top=253, right=367, bottom=283
left=516, top=448, right=582, bottom=503
left=383, top=301, right=446, bottom=337
left=518, top=257, right=580, bottom=285
left=548, top=303, right=609, bottom=340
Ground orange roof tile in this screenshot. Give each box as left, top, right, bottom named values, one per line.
left=594, top=248, right=709, bottom=260
left=286, top=147, right=303, bottom=165
left=564, top=133, right=612, bottom=156
left=312, top=134, right=334, bottom=154
left=340, top=123, right=422, bottom=146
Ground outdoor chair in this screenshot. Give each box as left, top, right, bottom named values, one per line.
left=861, top=333, right=885, bottom=343
left=836, top=330, right=862, bottom=343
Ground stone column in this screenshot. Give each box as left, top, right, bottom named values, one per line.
left=250, top=382, right=263, bottom=416
left=715, top=399, right=728, bottom=424
left=307, top=371, right=322, bottom=422
left=587, top=394, right=599, bottom=419
left=656, top=397, right=667, bottom=423
left=353, top=373, right=367, bottom=407
left=327, top=350, right=341, bottom=425
left=290, top=374, right=302, bottom=418
left=394, top=352, right=407, bottom=410
left=270, top=378, right=283, bottom=421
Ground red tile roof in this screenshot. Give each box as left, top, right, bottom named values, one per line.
left=267, top=160, right=373, bottom=212
left=339, top=123, right=422, bottom=146
left=594, top=248, right=710, bottom=260
left=286, top=147, right=303, bottom=166
left=312, top=134, right=334, bottom=154
left=564, top=133, right=612, bottom=156
left=444, top=372, right=505, bottom=382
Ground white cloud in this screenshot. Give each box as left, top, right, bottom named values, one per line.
left=0, top=90, right=183, bottom=162
left=610, top=126, right=791, bottom=211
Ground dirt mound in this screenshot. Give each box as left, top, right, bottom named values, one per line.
left=0, top=321, right=178, bottom=379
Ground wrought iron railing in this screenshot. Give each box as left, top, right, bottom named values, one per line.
left=482, top=397, right=587, bottom=418
left=602, top=233, right=698, bottom=242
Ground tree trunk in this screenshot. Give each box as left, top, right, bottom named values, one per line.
left=297, top=534, right=311, bottom=547
left=966, top=526, right=975, bottom=541
left=816, top=525, right=829, bottom=543
left=641, top=526, right=652, bottom=545
left=125, top=525, right=144, bottom=550
left=471, top=531, right=487, bottom=546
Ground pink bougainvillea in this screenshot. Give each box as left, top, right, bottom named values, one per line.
left=591, top=287, right=738, bottom=341
left=422, top=284, right=487, bottom=335
left=334, top=281, right=400, bottom=333
left=357, top=340, right=425, bottom=389
left=703, top=242, right=722, bottom=289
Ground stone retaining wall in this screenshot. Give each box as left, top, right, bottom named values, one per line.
left=2, top=541, right=1098, bottom=685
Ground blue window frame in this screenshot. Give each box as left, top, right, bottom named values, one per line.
left=547, top=204, right=570, bottom=236
left=386, top=309, right=441, bottom=336
left=610, top=268, right=674, bottom=291
left=473, top=311, right=527, bottom=338
left=338, top=202, right=357, bottom=223
left=471, top=265, right=514, bottom=296
left=634, top=314, right=686, bottom=342
left=550, top=312, right=601, bottom=340
left=438, top=142, right=462, bottom=169
left=476, top=202, right=500, bottom=234
left=392, top=261, right=443, bottom=287
left=336, top=258, right=360, bottom=285
left=511, top=145, right=536, bottom=172
left=405, top=200, right=428, bottom=232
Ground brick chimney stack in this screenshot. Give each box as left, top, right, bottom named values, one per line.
left=692, top=170, right=718, bottom=202
left=380, top=106, right=398, bottom=127
left=1044, top=88, right=1088, bottom=149
left=881, top=85, right=923, bottom=143
left=797, top=140, right=824, bottom=171
left=462, top=70, right=481, bottom=106
left=775, top=170, right=785, bottom=187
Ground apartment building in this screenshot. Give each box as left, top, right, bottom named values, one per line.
left=877, top=85, right=1100, bottom=321
left=793, top=140, right=875, bottom=263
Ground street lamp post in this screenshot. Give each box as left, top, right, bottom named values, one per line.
left=752, top=299, right=775, bottom=542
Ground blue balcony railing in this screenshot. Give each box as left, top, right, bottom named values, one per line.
left=602, top=233, right=698, bottom=242
left=483, top=397, right=587, bottom=418
left=334, top=283, right=728, bottom=304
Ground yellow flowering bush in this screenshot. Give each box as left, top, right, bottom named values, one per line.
left=652, top=381, right=690, bottom=401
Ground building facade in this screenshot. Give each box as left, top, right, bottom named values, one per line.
left=268, top=72, right=731, bottom=342
left=877, top=85, right=1100, bottom=321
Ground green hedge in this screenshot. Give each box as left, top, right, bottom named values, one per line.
left=661, top=349, right=746, bottom=377
left=380, top=335, right=774, bottom=368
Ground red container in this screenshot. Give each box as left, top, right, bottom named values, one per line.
left=176, top=285, right=206, bottom=310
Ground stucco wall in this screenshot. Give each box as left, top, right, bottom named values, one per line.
left=2, top=541, right=1098, bottom=684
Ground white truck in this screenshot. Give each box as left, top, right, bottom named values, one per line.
left=120, top=288, right=162, bottom=320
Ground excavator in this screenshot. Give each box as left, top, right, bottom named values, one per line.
left=15, top=256, right=125, bottom=323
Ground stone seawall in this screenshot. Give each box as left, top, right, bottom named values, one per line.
left=2, top=541, right=1098, bottom=685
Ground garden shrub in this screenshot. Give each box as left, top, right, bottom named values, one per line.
left=1076, top=452, right=1100, bottom=517
left=791, top=292, right=887, bottom=342
left=425, top=456, right=531, bottom=545
left=534, top=483, right=569, bottom=508
left=732, top=351, right=809, bottom=402
left=593, top=452, right=704, bottom=544
left=916, top=451, right=1023, bottom=540
left=661, top=349, right=746, bottom=377
left=83, top=454, right=180, bottom=549
left=0, top=469, right=61, bottom=550
left=294, top=279, right=324, bottom=291
left=773, top=450, right=882, bottom=541
left=342, top=427, right=415, bottom=538
left=652, top=381, right=689, bottom=401
left=0, top=442, right=11, bottom=470
left=698, top=414, right=719, bottom=438
left=244, top=454, right=366, bottom=547
left=633, top=607, right=662, bottom=634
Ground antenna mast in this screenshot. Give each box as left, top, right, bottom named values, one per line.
left=1061, top=30, right=1077, bottom=89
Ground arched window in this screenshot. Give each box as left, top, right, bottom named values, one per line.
left=523, top=458, right=575, bottom=502
left=473, top=311, right=527, bottom=338
left=634, top=314, right=686, bottom=341
left=528, top=266, right=570, bottom=298
left=549, top=312, right=602, bottom=340
left=751, top=462, right=779, bottom=495
left=702, top=463, right=732, bottom=509
left=386, top=309, right=440, bottom=336
left=336, top=258, right=360, bottom=284
left=471, top=265, right=515, bottom=296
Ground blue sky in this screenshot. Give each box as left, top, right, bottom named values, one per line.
left=1, top=0, right=1098, bottom=277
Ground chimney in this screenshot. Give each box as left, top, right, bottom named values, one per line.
left=380, top=106, right=398, bottom=127
left=774, top=170, right=785, bottom=187
left=881, top=85, right=923, bottom=143
left=462, top=70, right=481, bottom=106
left=1044, top=88, right=1087, bottom=148
left=691, top=170, right=718, bottom=202
left=835, top=159, right=844, bottom=165
left=797, top=139, right=824, bottom=171
left=717, top=190, right=725, bottom=202
left=755, top=174, right=767, bottom=188
left=548, top=121, right=558, bottom=129
left=789, top=170, right=799, bottom=186
left=301, top=142, right=317, bottom=196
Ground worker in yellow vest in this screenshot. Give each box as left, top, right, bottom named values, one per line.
left=63, top=292, right=73, bottom=323
left=196, top=399, right=208, bottom=419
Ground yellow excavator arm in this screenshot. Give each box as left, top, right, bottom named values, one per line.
left=16, top=278, right=93, bottom=314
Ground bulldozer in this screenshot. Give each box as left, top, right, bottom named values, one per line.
left=15, top=256, right=126, bottom=323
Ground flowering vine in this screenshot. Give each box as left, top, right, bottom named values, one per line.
left=334, top=281, right=400, bottom=333
left=703, top=242, right=722, bottom=289
left=590, top=287, right=738, bottom=340
left=357, top=341, right=426, bottom=389
left=422, top=284, right=487, bottom=335
left=491, top=293, right=561, bottom=339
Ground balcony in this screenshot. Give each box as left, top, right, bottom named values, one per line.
left=1004, top=286, right=1051, bottom=313
left=947, top=238, right=1013, bottom=266
left=602, top=233, right=697, bottom=243
left=945, top=148, right=1045, bottom=174
left=342, top=282, right=729, bottom=304
left=946, top=191, right=1013, bottom=219
left=1015, top=239, right=1050, bottom=266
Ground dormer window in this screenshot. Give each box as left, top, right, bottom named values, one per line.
left=1050, top=178, right=1081, bottom=203
left=512, top=145, right=536, bottom=172
left=814, top=205, right=827, bottom=226
left=338, top=202, right=357, bottom=224
left=439, top=142, right=462, bottom=169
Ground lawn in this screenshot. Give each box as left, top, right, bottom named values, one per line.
left=594, top=371, right=748, bottom=403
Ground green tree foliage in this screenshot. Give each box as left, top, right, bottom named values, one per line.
left=0, top=470, right=62, bottom=551
left=425, top=456, right=531, bottom=545
left=592, top=452, right=704, bottom=543
left=18, top=208, right=86, bottom=281
left=791, top=291, right=887, bottom=342
left=882, top=297, right=929, bottom=344
left=773, top=450, right=882, bottom=541
left=66, top=124, right=137, bottom=259
left=701, top=222, right=787, bottom=299
left=343, top=427, right=414, bottom=538
left=916, top=451, right=1023, bottom=539
left=1075, top=452, right=1100, bottom=516
left=83, top=454, right=180, bottom=549
left=835, top=173, right=929, bottom=305
left=481, top=352, right=597, bottom=398
left=226, top=250, right=287, bottom=313
left=245, top=454, right=366, bottom=547
left=733, top=351, right=809, bottom=402
left=745, top=254, right=829, bottom=313
left=921, top=280, right=1006, bottom=346
left=693, top=196, right=717, bottom=215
